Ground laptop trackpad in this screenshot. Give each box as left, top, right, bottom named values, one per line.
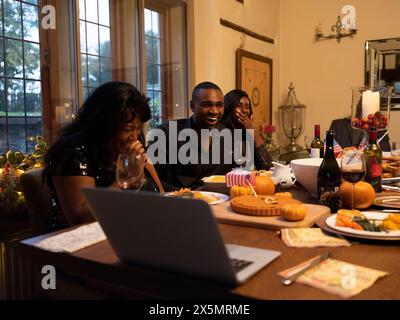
left=225, top=244, right=281, bottom=283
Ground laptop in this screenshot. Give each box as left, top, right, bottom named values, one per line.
left=82, top=187, right=281, bottom=285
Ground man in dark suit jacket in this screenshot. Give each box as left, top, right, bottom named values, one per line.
left=329, top=117, right=391, bottom=151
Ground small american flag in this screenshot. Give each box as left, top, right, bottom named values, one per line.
left=324, top=139, right=343, bottom=157
left=358, top=134, right=369, bottom=151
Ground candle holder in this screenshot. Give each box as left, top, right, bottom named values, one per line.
left=351, top=86, right=393, bottom=133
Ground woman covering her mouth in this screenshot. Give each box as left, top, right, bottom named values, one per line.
left=43, top=81, right=164, bottom=231
left=220, top=89, right=273, bottom=170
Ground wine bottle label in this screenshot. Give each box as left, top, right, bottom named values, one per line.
left=371, top=164, right=382, bottom=177
left=310, top=148, right=320, bottom=158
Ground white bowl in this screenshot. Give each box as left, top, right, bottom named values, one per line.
left=290, top=158, right=325, bottom=197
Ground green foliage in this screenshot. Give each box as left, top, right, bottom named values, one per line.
left=0, top=136, right=48, bottom=219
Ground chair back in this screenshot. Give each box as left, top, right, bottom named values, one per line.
left=20, top=168, right=53, bottom=234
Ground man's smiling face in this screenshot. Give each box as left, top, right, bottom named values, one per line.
left=190, top=88, right=224, bottom=129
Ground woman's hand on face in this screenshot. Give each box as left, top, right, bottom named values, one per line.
left=129, top=140, right=147, bottom=164
left=235, top=110, right=254, bottom=130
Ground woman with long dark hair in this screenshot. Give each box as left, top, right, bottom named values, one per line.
left=220, top=89, right=272, bottom=169
left=44, top=81, right=164, bottom=229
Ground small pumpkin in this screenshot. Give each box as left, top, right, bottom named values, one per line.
left=230, top=185, right=252, bottom=198
left=338, top=181, right=376, bottom=209
left=254, top=175, right=275, bottom=195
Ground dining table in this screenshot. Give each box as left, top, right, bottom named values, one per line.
left=6, top=186, right=400, bottom=300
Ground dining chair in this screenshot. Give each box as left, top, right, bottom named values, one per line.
left=20, top=168, right=53, bottom=234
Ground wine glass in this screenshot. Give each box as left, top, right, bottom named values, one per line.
left=116, top=153, right=145, bottom=190
left=340, top=149, right=366, bottom=209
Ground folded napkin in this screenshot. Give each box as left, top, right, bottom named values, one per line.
left=33, top=222, right=106, bottom=253
left=278, top=255, right=388, bottom=298
left=281, top=228, right=351, bottom=248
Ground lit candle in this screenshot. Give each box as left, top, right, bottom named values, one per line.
left=362, top=90, right=380, bottom=118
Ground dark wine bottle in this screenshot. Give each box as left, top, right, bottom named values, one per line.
left=310, top=124, right=324, bottom=158
left=317, top=130, right=342, bottom=199
left=364, top=128, right=382, bottom=193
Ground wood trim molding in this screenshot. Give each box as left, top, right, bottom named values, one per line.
left=220, top=18, right=274, bottom=44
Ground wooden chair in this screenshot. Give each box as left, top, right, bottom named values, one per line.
left=20, top=168, right=53, bottom=234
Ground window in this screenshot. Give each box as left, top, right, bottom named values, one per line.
left=144, top=0, right=188, bottom=129
left=145, top=8, right=162, bottom=128
left=78, top=0, right=111, bottom=100
left=0, top=0, right=42, bottom=154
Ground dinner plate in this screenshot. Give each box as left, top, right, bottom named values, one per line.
left=165, top=191, right=229, bottom=205
left=373, top=193, right=400, bottom=209
left=325, top=212, right=400, bottom=240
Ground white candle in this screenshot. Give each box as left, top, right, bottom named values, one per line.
left=362, top=90, right=380, bottom=118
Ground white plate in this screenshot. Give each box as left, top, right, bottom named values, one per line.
left=326, top=211, right=400, bottom=238
left=165, top=191, right=229, bottom=205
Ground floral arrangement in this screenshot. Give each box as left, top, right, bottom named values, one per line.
left=260, top=124, right=277, bottom=145
left=0, top=136, right=47, bottom=221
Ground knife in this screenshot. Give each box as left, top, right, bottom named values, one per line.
left=281, top=252, right=331, bottom=286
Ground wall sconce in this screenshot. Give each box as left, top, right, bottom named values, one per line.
left=316, top=15, right=357, bottom=42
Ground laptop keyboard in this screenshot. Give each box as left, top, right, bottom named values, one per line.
left=231, top=258, right=254, bottom=273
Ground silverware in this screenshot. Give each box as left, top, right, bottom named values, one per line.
left=281, top=252, right=331, bottom=286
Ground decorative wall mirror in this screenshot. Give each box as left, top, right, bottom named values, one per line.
left=365, top=37, right=400, bottom=109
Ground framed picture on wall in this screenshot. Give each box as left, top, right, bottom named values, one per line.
left=236, top=49, right=273, bottom=125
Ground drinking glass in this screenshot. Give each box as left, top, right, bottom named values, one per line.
left=116, top=153, right=145, bottom=190
left=340, top=149, right=366, bottom=209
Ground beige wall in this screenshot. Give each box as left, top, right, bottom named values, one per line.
left=279, top=0, right=400, bottom=147
left=188, top=0, right=280, bottom=123
left=189, top=0, right=400, bottom=148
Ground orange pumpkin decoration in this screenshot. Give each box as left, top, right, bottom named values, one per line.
left=254, top=175, right=275, bottom=195
left=230, top=185, right=252, bottom=198
left=338, top=181, right=375, bottom=209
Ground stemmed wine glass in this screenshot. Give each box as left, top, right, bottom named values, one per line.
left=340, top=149, right=366, bottom=209
left=116, top=153, right=145, bottom=190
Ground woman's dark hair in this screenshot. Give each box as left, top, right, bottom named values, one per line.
left=220, top=89, right=253, bottom=130
left=44, top=81, right=151, bottom=169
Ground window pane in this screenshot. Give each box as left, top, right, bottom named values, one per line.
left=25, top=80, right=41, bottom=116
left=23, top=3, right=39, bottom=42
left=144, top=9, right=152, bottom=34
left=26, top=117, right=42, bottom=152
left=0, top=117, right=6, bottom=154
left=6, top=39, right=23, bottom=78
left=0, top=79, right=5, bottom=115
left=81, top=54, right=87, bottom=87
left=8, top=117, right=26, bottom=152
left=82, top=86, right=88, bottom=101
left=99, top=26, right=110, bottom=57
left=86, top=22, right=99, bottom=55
left=145, top=36, right=153, bottom=63
left=24, top=0, right=38, bottom=5
left=79, top=0, right=85, bottom=20
left=153, top=38, right=160, bottom=64
left=86, top=0, right=98, bottom=23
left=24, top=41, right=40, bottom=79
left=100, top=57, right=111, bottom=83
left=7, top=79, right=24, bottom=115
left=0, top=38, right=4, bottom=76
left=80, top=21, right=87, bottom=53
left=151, top=11, right=160, bottom=37
left=98, top=0, right=109, bottom=26
left=0, top=2, right=3, bottom=35
left=4, top=0, right=22, bottom=39
left=87, top=55, right=100, bottom=87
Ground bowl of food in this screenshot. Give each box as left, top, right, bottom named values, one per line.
left=202, top=175, right=229, bottom=194
left=290, top=158, right=324, bottom=197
